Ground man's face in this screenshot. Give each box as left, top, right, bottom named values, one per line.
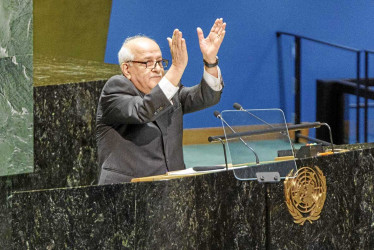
left=122, top=38, right=164, bottom=94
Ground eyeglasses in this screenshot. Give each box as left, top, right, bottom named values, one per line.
left=127, top=59, right=169, bottom=70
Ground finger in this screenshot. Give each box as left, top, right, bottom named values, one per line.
left=178, top=31, right=183, bottom=48
left=175, top=30, right=181, bottom=48
left=216, top=19, right=224, bottom=31
left=215, top=29, right=226, bottom=43
left=215, top=18, right=223, bottom=32
left=197, top=27, right=204, bottom=43
left=181, top=38, right=187, bottom=51
left=213, top=30, right=226, bottom=48
left=217, top=22, right=227, bottom=36
left=172, top=29, right=179, bottom=49
left=218, top=30, right=226, bottom=42
left=211, top=18, right=219, bottom=33
left=167, top=37, right=172, bottom=48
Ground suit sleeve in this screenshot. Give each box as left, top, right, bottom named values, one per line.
left=99, top=75, right=173, bottom=125
left=179, top=76, right=223, bottom=114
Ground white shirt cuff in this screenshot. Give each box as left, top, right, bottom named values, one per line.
left=158, top=76, right=179, bottom=101
left=159, top=66, right=222, bottom=102
left=203, top=66, right=222, bottom=91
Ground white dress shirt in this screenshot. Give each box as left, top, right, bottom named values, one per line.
left=158, top=66, right=222, bottom=101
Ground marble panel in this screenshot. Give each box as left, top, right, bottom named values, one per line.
left=11, top=170, right=267, bottom=249
left=134, top=177, right=197, bottom=249
left=12, top=184, right=136, bottom=249
left=33, top=81, right=105, bottom=188
left=0, top=55, right=33, bottom=176
left=354, top=148, right=374, bottom=249
left=0, top=0, right=32, bottom=58
left=269, top=149, right=374, bottom=249
left=194, top=172, right=266, bottom=249
left=134, top=171, right=266, bottom=248
left=0, top=79, right=105, bottom=249
left=0, top=178, right=13, bottom=249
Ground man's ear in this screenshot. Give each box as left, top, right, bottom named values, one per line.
left=121, top=63, right=131, bottom=79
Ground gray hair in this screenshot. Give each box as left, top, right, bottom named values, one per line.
left=117, top=35, right=156, bottom=65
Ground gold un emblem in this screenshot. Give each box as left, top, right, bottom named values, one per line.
left=284, top=166, right=327, bottom=225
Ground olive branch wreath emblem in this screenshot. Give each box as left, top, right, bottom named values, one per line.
left=284, top=166, right=327, bottom=225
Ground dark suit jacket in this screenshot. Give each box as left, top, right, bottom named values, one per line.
left=96, top=74, right=223, bottom=184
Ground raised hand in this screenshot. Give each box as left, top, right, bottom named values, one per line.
left=165, top=29, right=188, bottom=86
left=197, top=18, right=226, bottom=64
left=167, top=29, right=188, bottom=73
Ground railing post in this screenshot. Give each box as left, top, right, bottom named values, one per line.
left=295, top=37, right=301, bottom=143
left=276, top=32, right=286, bottom=113
left=356, top=52, right=361, bottom=143
left=364, top=51, right=369, bottom=143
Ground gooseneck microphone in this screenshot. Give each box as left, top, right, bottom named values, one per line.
left=214, top=111, right=260, bottom=164
left=233, top=103, right=275, bottom=128
left=233, top=102, right=290, bottom=138
left=233, top=102, right=296, bottom=154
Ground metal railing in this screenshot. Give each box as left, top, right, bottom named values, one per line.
left=364, top=50, right=374, bottom=142
left=277, top=32, right=373, bottom=143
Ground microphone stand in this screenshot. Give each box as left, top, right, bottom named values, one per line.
left=214, top=111, right=260, bottom=165
left=233, top=103, right=297, bottom=156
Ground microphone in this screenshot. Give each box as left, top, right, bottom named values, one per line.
left=232, top=103, right=242, bottom=110
left=233, top=102, right=295, bottom=155
left=214, top=110, right=260, bottom=164
left=233, top=103, right=275, bottom=129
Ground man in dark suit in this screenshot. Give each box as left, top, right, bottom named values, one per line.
left=97, top=18, right=226, bottom=184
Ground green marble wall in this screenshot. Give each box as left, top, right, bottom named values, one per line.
left=0, top=0, right=32, bottom=58
left=0, top=0, right=33, bottom=176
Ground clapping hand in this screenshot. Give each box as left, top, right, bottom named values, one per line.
left=197, top=18, right=226, bottom=64
left=166, top=29, right=188, bottom=86
left=167, top=29, right=188, bottom=74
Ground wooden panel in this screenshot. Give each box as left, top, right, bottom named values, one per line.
left=183, top=127, right=224, bottom=145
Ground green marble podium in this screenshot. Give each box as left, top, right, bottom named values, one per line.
left=10, top=143, right=374, bottom=249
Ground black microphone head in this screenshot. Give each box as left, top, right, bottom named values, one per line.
left=233, top=103, right=242, bottom=110
left=213, top=110, right=221, bottom=118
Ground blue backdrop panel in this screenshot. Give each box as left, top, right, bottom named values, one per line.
left=105, top=0, right=374, bottom=129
